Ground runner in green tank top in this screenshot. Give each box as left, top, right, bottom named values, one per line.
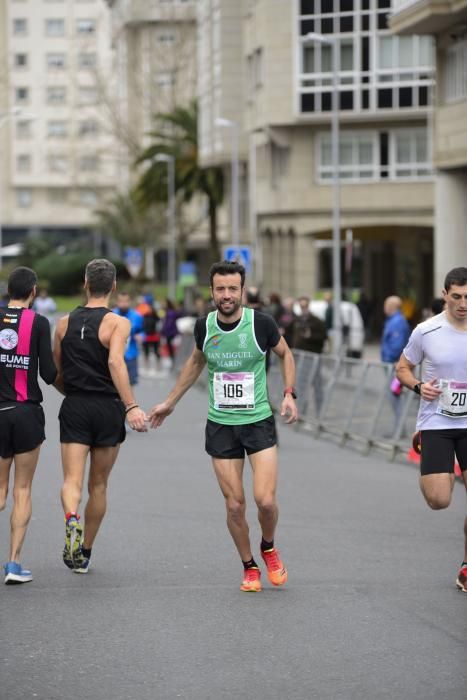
left=149, top=261, right=298, bottom=592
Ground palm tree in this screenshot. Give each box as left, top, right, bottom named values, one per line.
left=94, top=190, right=164, bottom=249
left=136, top=100, right=224, bottom=264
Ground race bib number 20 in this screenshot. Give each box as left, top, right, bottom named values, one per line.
left=436, top=379, right=467, bottom=418
left=213, top=372, right=255, bottom=410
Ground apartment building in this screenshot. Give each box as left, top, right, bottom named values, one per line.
left=0, top=0, right=118, bottom=256
left=107, top=0, right=197, bottom=177
left=198, top=0, right=436, bottom=311
left=390, top=0, right=467, bottom=291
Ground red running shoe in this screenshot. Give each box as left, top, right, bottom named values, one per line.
left=240, top=567, right=262, bottom=592
left=261, top=547, right=288, bottom=586
left=456, top=564, right=467, bottom=593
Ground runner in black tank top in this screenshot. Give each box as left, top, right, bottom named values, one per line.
left=54, top=259, right=147, bottom=575
left=1, top=267, right=57, bottom=585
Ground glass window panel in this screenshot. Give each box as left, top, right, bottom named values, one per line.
left=415, top=131, right=427, bottom=162
left=339, top=140, right=353, bottom=165
left=396, top=134, right=412, bottom=163
left=322, top=45, right=332, bottom=72
left=303, top=46, right=315, bottom=73
left=340, top=42, right=353, bottom=71
left=399, top=37, right=413, bottom=68
left=358, top=139, right=373, bottom=164
left=419, top=36, right=434, bottom=66
left=321, top=140, right=332, bottom=166
left=379, top=37, right=393, bottom=69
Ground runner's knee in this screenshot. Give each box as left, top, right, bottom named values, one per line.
left=226, top=497, right=246, bottom=522
left=255, top=495, right=277, bottom=516
left=425, top=493, right=451, bottom=510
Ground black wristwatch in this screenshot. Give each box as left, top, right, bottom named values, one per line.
left=413, top=382, right=423, bottom=395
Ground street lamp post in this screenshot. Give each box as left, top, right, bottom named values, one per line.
left=215, top=117, right=239, bottom=249
left=155, top=153, right=176, bottom=301
left=304, top=32, right=342, bottom=352
left=0, top=108, right=35, bottom=271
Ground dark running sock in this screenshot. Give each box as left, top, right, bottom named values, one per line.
left=81, top=547, right=92, bottom=559
left=261, top=538, right=274, bottom=552
left=242, top=558, right=259, bottom=570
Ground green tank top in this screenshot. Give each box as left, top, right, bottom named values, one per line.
left=203, top=306, right=272, bottom=425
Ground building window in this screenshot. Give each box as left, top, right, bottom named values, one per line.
left=47, top=86, right=67, bottom=104
left=76, top=19, right=96, bottom=34
left=47, top=121, right=68, bottom=138
left=317, top=128, right=432, bottom=182
left=78, top=86, right=97, bottom=104
left=48, top=188, right=68, bottom=204
left=78, top=119, right=99, bottom=136
left=158, top=33, right=176, bottom=44
left=47, top=52, right=66, bottom=69
left=17, top=189, right=32, bottom=207
left=444, top=39, right=467, bottom=103
left=48, top=155, right=68, bottom=173
left=79, top=155, right=99, bottom=172
left=79, top=189, right=98, bottom=206
left=157, top=73, right=175, bottom=88
left=298, top=1, right=434, bottom=115
left=17, top=154, right=31, bottom=172
left=48, top=188, right=68, bottom=203
left=16, top=120, right=31, bottom=139
left=45, top=18, right=65, bottom=36
left=15, top=87, right=29, bottom=103
left=13, top=18, right=27, bottom=35
left=78, top=52, right=97, bottom=69
left=14, top=53, right=28, bottom=68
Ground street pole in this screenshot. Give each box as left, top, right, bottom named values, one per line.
left=216, top=117, right=239, bottom=249
left=155, top=153, right=176, bottom=300
left=305, top=33, right=342, bottom=352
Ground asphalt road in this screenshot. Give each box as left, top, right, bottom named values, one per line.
left=1, top=372, right=466, bottom=700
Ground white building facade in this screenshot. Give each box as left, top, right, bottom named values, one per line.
left=0, top=0, right=118, bottom=257
left=198, top=0, right=437, bottom=316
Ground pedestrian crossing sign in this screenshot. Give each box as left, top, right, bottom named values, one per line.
left=222, top=246, right=252, bottom=272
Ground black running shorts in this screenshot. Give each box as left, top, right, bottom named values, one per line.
left=420, top=429, right=467, bottom=475
left=59, top=394, right=126, bottom=447
left=0, top=403, right=45, bottom=458
left=205, top=415, right=277, bottom=459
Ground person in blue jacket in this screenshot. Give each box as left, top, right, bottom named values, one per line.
left=113, top=292, right=144, bottom=385
left=381, top=295, right=411, bottom=436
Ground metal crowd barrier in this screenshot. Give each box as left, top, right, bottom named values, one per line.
left=174, top=335, right=417, bottom=461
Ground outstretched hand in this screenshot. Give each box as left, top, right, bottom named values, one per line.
left=280, top=395, right=298, bottom=424
left=147, top=401, right=175, bottom=429
left=127, top=406, right=148, bottom=432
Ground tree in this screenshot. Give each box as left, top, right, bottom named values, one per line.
left=136, top=101, right=224, bottom=264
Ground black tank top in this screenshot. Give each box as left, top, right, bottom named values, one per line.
left=62, top=307, right=118, bottom=396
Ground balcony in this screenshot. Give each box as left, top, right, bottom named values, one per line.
left=108, top=0, right=197, bottom=31
left=390, top=0, right=467, bottom=36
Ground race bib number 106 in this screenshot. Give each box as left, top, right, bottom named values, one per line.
left=213, top=372, right=255, bottom=410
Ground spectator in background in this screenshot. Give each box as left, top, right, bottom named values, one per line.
left=264, top=293, right=284, bottom=325
left=33, top=288, right=57, bottom=329
left=160, top=299, right=179, bottom=369
left=277, top=297, right=295, bottom=348
left=381, top=295, right=411, bottom=437
left=431, top=297, right=445, bottom=315
left=113, top=292, right=144, bottom=385
left=245, top=286, right=264, bottom=311
left=292, top=295, right=328, bottom=413
left=136, top=294, right=161, bottom=378
left=357, top=291, right=373, bottom=340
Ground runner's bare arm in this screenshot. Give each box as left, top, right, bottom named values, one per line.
left=52, top=315, right=68, bottom=394
left=396, top=354, right=441, bottom=401
left=108, top=317, right=147, bottom=431
left=148, top=346, right=206, bottom=428
left=271, top=336, right=298, bottom=423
